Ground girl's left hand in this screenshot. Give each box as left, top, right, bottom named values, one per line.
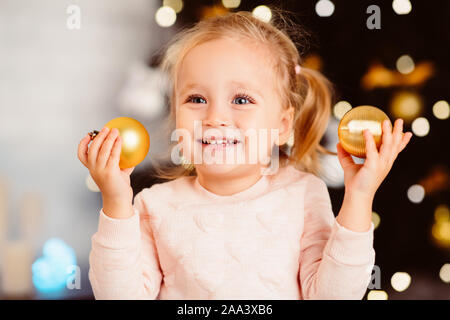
left=336, top=118, right=413, bottom=199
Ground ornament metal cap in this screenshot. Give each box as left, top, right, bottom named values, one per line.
left=88, top=130, right=100, bottom=141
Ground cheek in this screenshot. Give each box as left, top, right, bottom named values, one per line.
left=240, top=112, right=277, bottom=137
left=236, top=111, right=268, bottom=130
left=176, top=108, right=203, bottom=133
left=238, top=117, right=277, bottom=160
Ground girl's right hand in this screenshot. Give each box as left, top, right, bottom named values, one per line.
left=77, top=127, right=135, bottom=205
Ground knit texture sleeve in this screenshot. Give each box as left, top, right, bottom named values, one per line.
left=88, top=187, right=163, bottom=300
left=299, top=174, right=375, bottom=300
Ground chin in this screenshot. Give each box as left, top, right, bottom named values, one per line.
left=195, top=164, right=259, bottom=177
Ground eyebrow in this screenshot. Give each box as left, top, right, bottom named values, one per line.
left=229, top=80, right=264, bottom=98
left=179, top=80, right=264, bottom=98
left=179, top=83, right=207, bottom=97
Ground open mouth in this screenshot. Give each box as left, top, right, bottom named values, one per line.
left=197, top=137, right=242, bottom=146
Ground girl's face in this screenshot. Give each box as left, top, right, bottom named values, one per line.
left=175, top=37, right=293, bottom=177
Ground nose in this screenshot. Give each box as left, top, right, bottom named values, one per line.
left=203, top=102, right=232, bottom=128
left=203, top=118, right=230, bottom=127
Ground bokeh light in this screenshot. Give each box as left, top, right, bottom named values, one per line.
left=333, top=101, right=352, bottom=120
left=439, top=264, right=450, bottom=283
left=411, top=117, right=430, bottom=137
left=435, top=205, right=450, bottom=222
left=163, top=0, right=183, bottom=13
left=252, top=5, right=272, bottom=22
left=432, top=205, right=450, bottom=248
left=32, top=238, right=77, bottom=295
left=155, top=6, right=177, bottom=27
left=396, top=55, right=415, bottom=74
left=407, top=184, right=425, bottom=203
left=432, top=219, right=450, bottom=248
left=372, top=211, right=381, bottom=229
left=315, top=0, right=335, bottom=17
left=302, top=54, right=323, bottom=71
left=432, top=100, right=450, bottom=120
left=367, top=290, right=388, bottom=300
left=390, top=91, right=423, bottom=122
left=391, top=272, right=411, bottom=292
left=392, top=0, right=412, bottom=15
left=222, top=0, right=241, bottom=9
left=200, top=5, right=229, bottom=19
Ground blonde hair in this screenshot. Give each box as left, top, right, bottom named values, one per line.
left=151, top=7, right=337, bottom=180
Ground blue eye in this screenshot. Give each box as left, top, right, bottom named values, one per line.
left=185, top=93, right=256, bottom=105
left=233, top=92, right=255, bottom=105
left=186, top=95, right=206, bottom=104
left=233, top=96, right=249, bottom=105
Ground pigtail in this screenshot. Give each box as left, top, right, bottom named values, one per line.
left=289, top=66, right=337, bottom=177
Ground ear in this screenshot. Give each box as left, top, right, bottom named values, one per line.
left=277, top=106, right=294, bottom=146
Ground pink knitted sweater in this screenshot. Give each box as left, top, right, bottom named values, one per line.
left=89, top=164, right=375, bottom=299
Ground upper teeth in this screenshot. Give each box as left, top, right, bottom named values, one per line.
left=202, top=138, right=238, bottom=144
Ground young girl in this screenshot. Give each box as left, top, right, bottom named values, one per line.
left=78, top=10, right=412, bottom=300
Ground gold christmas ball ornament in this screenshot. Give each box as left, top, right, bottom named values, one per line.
left=338, top=105, right=391, bottom=158
left=88, top=117, right=150, bottom=169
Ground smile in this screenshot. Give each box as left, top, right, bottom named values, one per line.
left=197, top=137, right=241, bottom=146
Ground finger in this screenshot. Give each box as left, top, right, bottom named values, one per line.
left=77, top=134, right=91, bottom=167
left=97, top=128, right=119, bottom=169
left=106, top=135, right=122, bottom=169
left=88, top=127, right=110, bottom=168
left=364, top=129, right=378, bottom=160
left=399, top=132, right=413, bottom=153
left=392, top=118, right=404, bottom=148
left=336, top=142, right=355, bottom=169
left=379, top=119, right=393, bottom=159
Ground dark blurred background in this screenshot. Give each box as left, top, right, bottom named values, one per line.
left=0, top=0, right=448, bottom=300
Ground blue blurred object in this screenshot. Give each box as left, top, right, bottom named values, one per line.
left=32, top=238, right=77, bottom=297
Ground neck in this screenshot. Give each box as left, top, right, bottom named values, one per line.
left=196, top=167, right=263, bottom=196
